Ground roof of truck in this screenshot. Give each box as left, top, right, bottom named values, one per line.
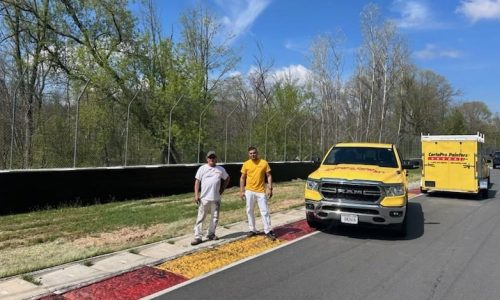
left=334, top=142, right=393, bottom=148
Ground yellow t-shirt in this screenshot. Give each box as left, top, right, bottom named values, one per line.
left=241, top=159, right=271, bottom=193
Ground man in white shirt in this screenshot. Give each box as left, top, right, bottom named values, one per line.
left=191, top=151, right=230, bottom=246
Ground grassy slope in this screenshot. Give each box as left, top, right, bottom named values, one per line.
left=0, top=180, right=306, bottom=278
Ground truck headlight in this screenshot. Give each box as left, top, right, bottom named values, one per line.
left=383, top=184, right=405, bottom=196
left=306, top=179, right=320, bottom=191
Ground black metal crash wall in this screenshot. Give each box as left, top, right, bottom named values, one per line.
left=0, top=162, right=318, bottom=215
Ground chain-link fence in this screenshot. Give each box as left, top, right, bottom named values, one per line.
left=0, top=90, right=424, bottom=170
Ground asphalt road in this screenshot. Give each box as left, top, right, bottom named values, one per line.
left=154, top=170, right=500, bottom=300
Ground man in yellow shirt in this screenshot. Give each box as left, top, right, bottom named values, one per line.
left=240, top=146, right=276, bottom=240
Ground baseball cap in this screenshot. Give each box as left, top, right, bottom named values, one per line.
left=206, top=151, right=217, bottom=158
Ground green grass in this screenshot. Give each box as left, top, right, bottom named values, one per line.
left=0, top=180, right=306, bottom=278
left=21, top=274, right=41, bottom=285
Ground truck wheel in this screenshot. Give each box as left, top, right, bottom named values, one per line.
left=420, top=187, right=428, bottom=194
left=306, top=215, right=325, bottom=229
left=393, top=207, right=408, bottom=237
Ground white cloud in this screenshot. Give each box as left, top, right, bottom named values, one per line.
left=271, top=64, right=312, bottom=86
left=215, top=0, right=271, bottom=40
left=456, top=0, right=500, bottom=22
left=246, top=64, right=312, bottom=86
left=391, top=0, right=444, bottom=29
left=414, top=44, right=463, bottom=60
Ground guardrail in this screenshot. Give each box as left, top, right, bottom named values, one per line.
left=0, top=162, right=317, bottom=215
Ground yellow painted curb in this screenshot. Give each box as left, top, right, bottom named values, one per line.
left=156, top=236, right=282, bottom=279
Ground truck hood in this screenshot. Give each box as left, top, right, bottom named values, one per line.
left=309, top=164, right=404, bottom=184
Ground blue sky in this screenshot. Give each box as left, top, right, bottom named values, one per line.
left=147, top=0, right=500, bottom=113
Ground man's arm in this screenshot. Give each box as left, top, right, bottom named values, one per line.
left=220, top=176, right=230, bottom=194
left=194, top=179, right=200, bottom=204
left=266, top=172, right=273, bottom=198
left=239, top=173, right=246, bottom=200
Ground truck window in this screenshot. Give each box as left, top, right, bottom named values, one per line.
left=324, top=147, right=397, bottom=168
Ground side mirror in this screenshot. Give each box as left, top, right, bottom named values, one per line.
left=402, top=159, right=419, bottom=169
left=312, top=155, right=321, bottom=165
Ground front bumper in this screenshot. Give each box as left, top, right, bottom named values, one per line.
left=305, top=200, right=406, bottom=225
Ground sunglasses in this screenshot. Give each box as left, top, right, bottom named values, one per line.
left=208, top=156, right=217, bottom=159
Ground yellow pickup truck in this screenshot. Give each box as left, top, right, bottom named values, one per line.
left=305, top=143, right=413, bottom=236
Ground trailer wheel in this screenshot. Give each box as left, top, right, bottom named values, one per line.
left=477, top=189, right=488, bottom=200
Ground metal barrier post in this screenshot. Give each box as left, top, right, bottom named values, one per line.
left=299, top=119, right=309, bottom=161
left=283, top=115, right=297, bottom=161
left=264, top=111, right=278, bottom=160
left=224, top=103, right=240, bottom=163
left=8, top=70, right=26, bottom=169
left=72, top=80, right=90, bottom=168
left=124, top=90, right=140, bottom=166
left=197, top=98, right=215, bottom=163
left=167, top=95, right=184, bottom=164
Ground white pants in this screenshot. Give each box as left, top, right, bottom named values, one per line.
left=194, top=200, right=220, bottom=239
left=245, top=190, right=272, bottom=234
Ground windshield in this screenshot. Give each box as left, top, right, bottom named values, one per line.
left=323, top=147, right=398, bottom=168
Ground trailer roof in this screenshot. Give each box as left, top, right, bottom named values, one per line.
left=421, top=133, right=485, bottom=143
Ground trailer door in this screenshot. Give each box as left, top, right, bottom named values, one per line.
left=424, top=140, right=477, bottom=192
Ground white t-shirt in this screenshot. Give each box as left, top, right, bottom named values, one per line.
left=195, top=164, right=229, bottom=201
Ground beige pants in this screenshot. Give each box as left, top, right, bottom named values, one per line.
left=194, top=200, right=220, bottom=239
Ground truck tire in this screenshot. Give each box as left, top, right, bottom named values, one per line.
left=306, top=215, right=325, bottom=229
left=393, top=207, right=408, bottom=237
left=420, top=187, right=428, bottom=194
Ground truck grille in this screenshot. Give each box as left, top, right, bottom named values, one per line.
left=320, top=182, right=381, bottom=203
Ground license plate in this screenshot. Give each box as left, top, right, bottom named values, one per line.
left=341, top=214, right=358, bottom=224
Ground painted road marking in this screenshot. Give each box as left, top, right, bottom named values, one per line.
left=45, top=192, right=423, bottom=299
left=143, top=229, right=320, bottom=299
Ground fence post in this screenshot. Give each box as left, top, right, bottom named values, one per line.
left=264, top=111, right=278, bottom=160
left=299, top=119, right=309, bottom=161
left=310, top=120, right=314, bottom=161
left=167, top=95, right=184, bottom=164
left=197, top=98, right=216, bottom=163
left=224, top=103, right=240, bottom=163
left=124, top=90, right=140, bottom=166
left=72, top=80, right=90, bottom=168
left=8, top=69, right=27, bottom=169
left=283, top=115, right=297, bottom=161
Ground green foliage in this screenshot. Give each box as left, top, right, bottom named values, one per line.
left=444, top=107, right=467, bottom=134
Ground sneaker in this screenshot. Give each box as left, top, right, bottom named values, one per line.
left=247, top=231, right=258, bottom=237
left=266, top=231, right=277, bottom=241
left=190, top=238, right=202, bottom=246
left=207, top=234, right=219, bottom=241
